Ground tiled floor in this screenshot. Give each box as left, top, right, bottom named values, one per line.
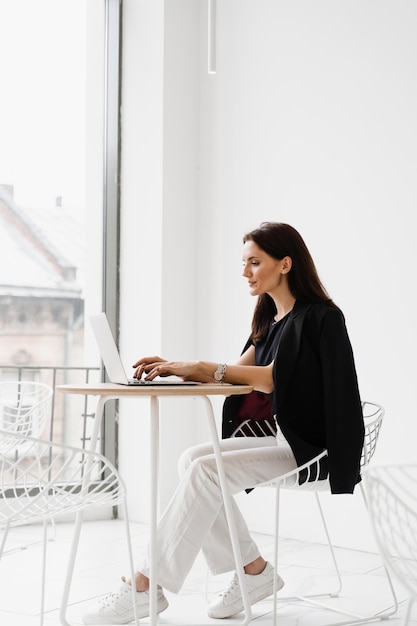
left=0, top=518, right=414, bottom=626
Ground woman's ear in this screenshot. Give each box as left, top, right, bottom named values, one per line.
left=281, top=256, right=292, bottom=274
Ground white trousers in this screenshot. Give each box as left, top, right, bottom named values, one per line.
left=136, top=431, right=297, bottom=594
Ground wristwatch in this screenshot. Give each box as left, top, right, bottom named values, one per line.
left=214, top=363, right=227, bottom=383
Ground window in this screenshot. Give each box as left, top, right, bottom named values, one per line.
left=0, top=0, right=120, bottom=461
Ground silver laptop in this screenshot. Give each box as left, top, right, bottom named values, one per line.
left=89, top=313, right=200, bottom=386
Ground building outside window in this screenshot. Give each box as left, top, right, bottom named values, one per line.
left=0, top=0, right=116, bottom=454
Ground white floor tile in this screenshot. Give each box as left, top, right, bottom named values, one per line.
left=1, top=519, right=416, bottom=626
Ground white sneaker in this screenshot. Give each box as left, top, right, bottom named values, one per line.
left=207, top=562, right=284, bottom=619
left=82, top=580, right=169, bottom=624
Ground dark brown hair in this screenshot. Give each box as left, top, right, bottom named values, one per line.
left=244, top=222, right=335, bottom=342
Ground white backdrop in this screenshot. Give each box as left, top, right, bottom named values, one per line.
left=118, top=0, right=417, bottom=551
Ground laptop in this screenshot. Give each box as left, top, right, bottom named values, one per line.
left=89, top=313, right=201, bottom=386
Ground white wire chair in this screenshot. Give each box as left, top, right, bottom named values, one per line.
left=229, top=401, right=399, bottom=625
left=0, top=380, right=55, bottom=552
left=0, top=380, right=53, bottom=438
left=0, top=428, right=139, bottom=626
left=364, top=464, right=417, bottom=626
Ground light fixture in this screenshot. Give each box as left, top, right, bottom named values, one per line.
left=208, top=0, right=216, bottom=74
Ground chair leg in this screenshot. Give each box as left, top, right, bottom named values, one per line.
left=1, top=520, right=50, bottom=626
left=272, top=486, right=400, bottom=625
left=273, top=490, right=384, bottom=623
left=358, top=483, right=399, bottom=620
left=0, top=520, right=11, bottom=560
left=315, top=492, right=343, bottom=597
left=1, top=518, right=56, bottom=556
left=294, top=486, right=400, bottom=624
left=40, top=519, right=48, bottom=626
left=58, top=505, right=139, bottom=626
left=402, top=598, right=413, bottom=626
left=121, top=498, right=141, bottom=626
left=274, top=491, right=343, bottom=607
left=59, top=511, right=84, bottom=626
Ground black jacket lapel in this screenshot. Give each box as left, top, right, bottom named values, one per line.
left=273, top=301, right=311, bottom=414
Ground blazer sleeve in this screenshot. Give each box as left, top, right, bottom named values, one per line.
left=318, top=308, right=365, bottom=493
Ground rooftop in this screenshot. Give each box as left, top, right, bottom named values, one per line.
left=0, top=185, right=84, bottom=299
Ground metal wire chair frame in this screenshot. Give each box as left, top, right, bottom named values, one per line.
left=0, top=429, right=139, bottom=626
left=364, top=464, right=417, bottom=626
left=227, top=401, right=399, bottom=625
left=0, top=380, right=56, bottom=553
left=0, top=380, right=53, bottom=438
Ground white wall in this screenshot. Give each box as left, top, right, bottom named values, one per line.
left=118, top=0, right=211, bottom=522
left=119, top=0, right=417, bottom=551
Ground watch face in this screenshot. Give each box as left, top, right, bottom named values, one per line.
left=214, top=364, right=225, bottom=381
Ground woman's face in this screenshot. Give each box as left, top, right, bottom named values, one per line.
left=242, top=240, right=290, bottom=297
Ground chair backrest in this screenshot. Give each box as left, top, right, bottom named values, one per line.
left=361, top=401, right=385, bottom=468
left=0, top=381, right=52, bottom=438
left=364, top=464, right=417, bottom=599
left=230, top=418, right=276, bottom=438
left=231, top=400, right=385, bottom=491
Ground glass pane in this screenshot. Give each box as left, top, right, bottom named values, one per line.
left=0, top=0, right=105, bottom=449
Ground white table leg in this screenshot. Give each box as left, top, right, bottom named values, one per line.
left=149, top=395, right=159, bottom=626
left=200, top=395, right=252, bottom=626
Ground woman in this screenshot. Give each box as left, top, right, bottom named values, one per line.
left=82, top=222, right=364, bottom=625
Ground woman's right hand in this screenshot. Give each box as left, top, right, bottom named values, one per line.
left=132, top=356, right=167, bottom=380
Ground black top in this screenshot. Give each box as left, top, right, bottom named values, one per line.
left=236, top=314, right=289, bottom=423
left=223, top=301, right=365, bottom=495
left=254, top=313, right=290, bottom=367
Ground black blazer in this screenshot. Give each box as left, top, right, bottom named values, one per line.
left=222, top=301, right=365, bottom=494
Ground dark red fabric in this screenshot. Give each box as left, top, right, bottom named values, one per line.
left=236, top=390, right=273, bottom=421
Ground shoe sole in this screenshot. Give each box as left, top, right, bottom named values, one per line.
left=207, top=575, right=284, bottom=619
left=82, top=595, right=169, bottom=624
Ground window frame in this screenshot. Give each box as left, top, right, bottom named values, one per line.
left=102, top=0, right=122, bottom=466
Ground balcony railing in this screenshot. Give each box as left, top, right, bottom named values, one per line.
left=0, top=365, right=101, bottom=450
left=0, top=365, right=121, bottom=506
